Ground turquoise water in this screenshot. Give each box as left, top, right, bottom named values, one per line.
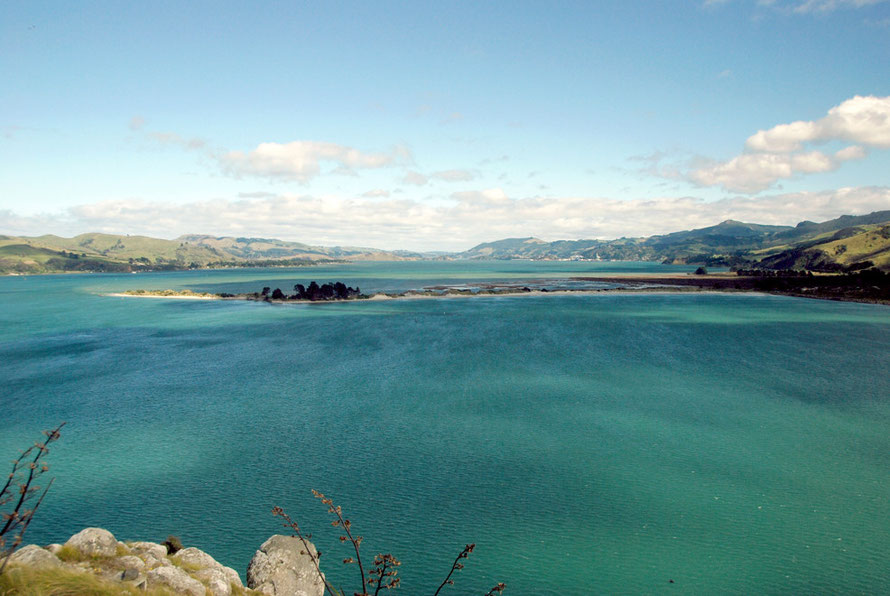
left=1, top=263, right=888, bottom=594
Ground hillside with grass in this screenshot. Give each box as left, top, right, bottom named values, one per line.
left=4, top=211, right=890, bottom=275
left=0, top=233, right=413, bottom=274
left=756, top=223, right=890, bottom=271
left=456, top=211, right=890, bottom=271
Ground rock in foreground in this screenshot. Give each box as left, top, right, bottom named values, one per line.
left=247, top=535, right=325, bottom=596
left=2, top=527, right=252, bottom=596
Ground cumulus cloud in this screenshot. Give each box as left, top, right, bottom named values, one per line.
left=746, top=95, right=890, bottom=152
left=402, top=171, right=429, bottom=186
left=148, top=131, right=206, bottom=150
left=690, top=152, right=839, bottom=193
left=834, top=145, right=868, bottom=161
left=793, top=0, right=887, bottom=13
left=220, top=141, right=408, bottom=182
left=689, top=95, right=888, bottom=192
left=718, top=0, right=888, bottom=12
left=238, top=191, right=276, bottom=199
left=362, top=189, right=391, bottom=198
left=400, top=169, right=476, bottom=186
left=431, top=169, right=476, bottom=182
left=5, top=187, right=889, bottom=251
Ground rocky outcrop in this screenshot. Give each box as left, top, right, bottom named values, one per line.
left=175, top=547, right=244, bottom=596
left=147, top=566, right=207, bottom=596
left=64, top=527, right=118, bottom=557
left=247, top=535, right=325, bottom=596
left=3, top=528, right=248, bottom=595
left=5, top=544, right=62, bottom=568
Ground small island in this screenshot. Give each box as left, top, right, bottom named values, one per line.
left=112, top=268, right=890, bottom=306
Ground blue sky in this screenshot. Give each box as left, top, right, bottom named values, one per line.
left=2, top=0, right=889, bottom=250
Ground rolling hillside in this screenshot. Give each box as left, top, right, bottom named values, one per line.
left=757, top=223, right=890, bottom=271
left=4, top=210, right=889, bottom=274
left=456, top=211, right=890, bottom=271
left=0, top=233, right=414, bottom=274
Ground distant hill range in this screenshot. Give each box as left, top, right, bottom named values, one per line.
left=0, top=233, right=423, bottom=274
left=457, top=210, right=890, bottom=271
left=2, top=210, right=889, bottom=274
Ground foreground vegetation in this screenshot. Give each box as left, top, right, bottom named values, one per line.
left=2, top=427, right=504, bottom=595
left=272, top=491, right=505, bottom=596
left=0, top=564, right=179, bottom=596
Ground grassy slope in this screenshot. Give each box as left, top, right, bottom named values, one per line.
left=0, top=232, right=402, bottom=274
left=0, top=238, right=132, bottom=274
left=754, top=224, right=890, bottom=270
left=182, top=235, right=412, bottom=261
left=800, top=225, right=890, bottom=268
left=0, top=565, right=172, bottom=595
left=33, top=233, right=228, bottom=264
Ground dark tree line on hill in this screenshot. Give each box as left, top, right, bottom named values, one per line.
left=258, top=281, right=362, bottom=301
left=741, top=267, right=890, bottom=301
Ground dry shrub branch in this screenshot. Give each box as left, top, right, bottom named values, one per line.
left=0, top=422, right=65, bottom=574
left=274, top=490, right=505, bottom=596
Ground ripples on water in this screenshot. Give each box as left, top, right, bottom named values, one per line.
left=1, top=265, right=888, bottom=594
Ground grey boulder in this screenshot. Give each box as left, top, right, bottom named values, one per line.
left=65, top=527, right=118, bottom=557
left=247, top=535, right=325, bottom=596
left=146, top=565, right=206, bottom=596
left=5, top=545, right=62, bottom=568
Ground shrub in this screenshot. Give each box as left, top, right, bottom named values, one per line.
left=0, top=423, right=65, bottom=574
left=272, top=490, right=505, bottom=596
left=162, top=535, right=183, bottom=555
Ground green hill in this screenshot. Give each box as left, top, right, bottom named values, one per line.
left=5, top=210, right=890, bottom=275
left=757, top=224, right=890, bottom=271
left=0, top=239, right=135, bottom=274
left=0, top=233, right=414, bottom=274
left=456, top=211, right=890, bottom=271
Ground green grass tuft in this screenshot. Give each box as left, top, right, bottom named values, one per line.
left=0, top=565, right=174, bottom=595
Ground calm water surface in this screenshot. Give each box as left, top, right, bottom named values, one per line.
left=1, top=263, right=888, bottom=594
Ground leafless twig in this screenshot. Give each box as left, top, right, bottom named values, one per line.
left=0, top=422, right=65, bottom=574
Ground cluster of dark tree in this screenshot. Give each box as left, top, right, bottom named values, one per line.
left=209, top=258, right=322, bottom=268
left=258, top=281, right=362, bottom=301
left=748, top=267, right=889, bottom=301
left=735, top=260, right=877, bottom=277
left=664, top=253, right=752, bottom=267
left=734, top=268, right=814, bottom=277
left=45, top=257, right=132, bottom=272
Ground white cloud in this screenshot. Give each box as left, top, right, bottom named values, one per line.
left=402, top=171, right=429, bottom=186
left=793, top=0, right=887, bottom=13
left=220, top=141, right=407, bottom=182
left=689, top=151, right=857, bottom=193
left=362, top=189, right=391, bottom=198
left=719, top=0, right=888, bottom=11
left=746, top=95, right=890, bottom=152
left=431, top=169, right=476, bottom=182
left=400, top=169, right=476, bottom=186
left=148, top=131, right=206, bottom=150
left=835, top=145, right=867, bottom=161
left=689, top=95, right=887, bottom=192
left=745, top=121, right=821, bottom=153
left=5, top=187, right=889, bottom=251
